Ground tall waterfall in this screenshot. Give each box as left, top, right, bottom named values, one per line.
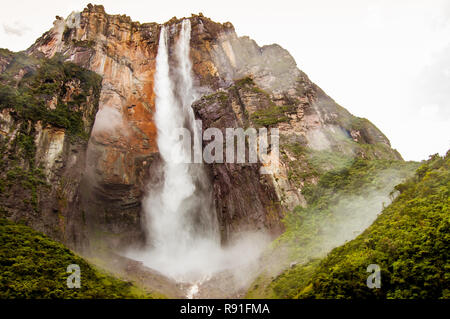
left=136, top=20, right=220, bottom=281
left=127, top=20, right=268, bottom=290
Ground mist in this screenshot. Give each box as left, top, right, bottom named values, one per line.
left=91, top=106, right=123, bottom=134
left=260, top=165, right=417, bottom=283
left=305, top=169, right=408, bottom=259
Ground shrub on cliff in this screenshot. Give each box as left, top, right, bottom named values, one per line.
left=0, top=52, right=101, bottom=140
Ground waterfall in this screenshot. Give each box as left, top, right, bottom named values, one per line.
left=126, top=20, right=268, bottom=291
left=133, top=20, right=220, bottom=282
left=175, top=20, right=203, bottom=164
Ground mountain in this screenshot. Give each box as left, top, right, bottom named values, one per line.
left=0, top=4, right=433, bottom=299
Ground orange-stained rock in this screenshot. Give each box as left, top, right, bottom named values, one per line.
left=29, top=5, right=160, bottom=190
left=25, top=6, right=252, bottom=248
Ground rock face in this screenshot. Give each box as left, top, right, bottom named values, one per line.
left=1, top=4, right=402, bottom=252
left=193, top=88, right=284, bottom=240
left=0, top=51, right=101, bottom=251
left=27, top=5, right=161, bottom=249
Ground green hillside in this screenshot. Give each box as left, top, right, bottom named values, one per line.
left=0, top=218, right=158, bottom=298
left=248, top=151, right=449, bottom=299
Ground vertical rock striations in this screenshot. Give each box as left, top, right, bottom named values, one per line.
left=0, top=51, right=101, bottom=251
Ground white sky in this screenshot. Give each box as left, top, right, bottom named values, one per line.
left=1, top=0, right=449, bottom=161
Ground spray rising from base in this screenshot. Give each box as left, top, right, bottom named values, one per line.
left=126, top=231, right=270, bottom=297
left=124, top=20, right=270, bottom=297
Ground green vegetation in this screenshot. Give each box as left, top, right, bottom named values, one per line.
left=0, top=48, right=14, bottom=59
left=289, top=158, right=416, bottom=263
left=350, top=117, right=372, bottom=131
left=247, top=152, right=448, bottom=299
left=2, top=166, right=48, bottom=210
left=234, top=77, right=296, bottom=127
left=0, top=218, right=156, bottom=298
left=71, top=39, right=96, bottom=49
left=299, top=159, right=418, bottom=209
left=247, top=157, right=420, bottom=298
left=307, top=150, right=354, bottom=174
left=250, top=104, right=295, bottom=127
left=235, top=76, right=254, bottom=87
left=0, top=51, right=39, bottom=81
left=0, top=119, right=49, bottom=212
left=0, top=51, right=102, bottom=214
left=359, top=142, right=403, bottom=161
left=280, top=144, right=318, bottom=184
left=235, top=76, right=270, bottom=95
left=202, top=90, right=229, bottom=107
left=0, top=53, right=102, bottom=140
left=280, top=143, right=394, bottom=186
left=295, top=152, right=449, bottom=299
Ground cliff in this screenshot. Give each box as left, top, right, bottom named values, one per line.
left=0, top=49, right=101, bottom=251
left=2, top=4, right=401, bottom=252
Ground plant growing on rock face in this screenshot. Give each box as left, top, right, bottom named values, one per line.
left=235, top=76, right=272, bottom=98
left=235, top=76, right=254, bottom=87
left=250, top=104, right=295, bottom=127
left=233, top=77, right=297, bottom=127
left=0, top=53, right=101, bottom=140
left=0, top=51, right=102, bottom=214
left=71, top=39, right=95, bottom=49
left=0, top=48, right=14, bottom=59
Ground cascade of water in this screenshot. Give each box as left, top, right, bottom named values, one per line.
left=136, top=20, right=219, bottom=282
left=127, top=20, right=268, bottom=291
left=175, top=19, right=202, bottom=162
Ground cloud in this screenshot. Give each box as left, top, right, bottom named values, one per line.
left=2, top=22, right=30, bottom=37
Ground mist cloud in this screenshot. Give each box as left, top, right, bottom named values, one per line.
left=91, top=107, right=123, bottom=134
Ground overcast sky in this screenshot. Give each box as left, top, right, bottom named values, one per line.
left=1, top=0, right=449, bottom=161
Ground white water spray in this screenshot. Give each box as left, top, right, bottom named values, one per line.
left=126, top=20, right=219, bottom=282
left=126, top=20, right=269, bottom=295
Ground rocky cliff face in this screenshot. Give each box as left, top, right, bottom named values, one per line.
left=26, top=5, right=161, bottom=249
left=0, top=50, right=101, bottom=251
left=1, top=4, right=402, bottom=252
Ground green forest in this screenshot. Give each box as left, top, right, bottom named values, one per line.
left=0, top=218, right=158, bottom=298
left=248, top=151, right=449, bottom=299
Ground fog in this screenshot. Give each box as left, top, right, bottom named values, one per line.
left=258, top=165, right=417, bottom=284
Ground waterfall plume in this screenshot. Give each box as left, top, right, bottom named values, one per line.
left=126, top=20, right=268, bottom=292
